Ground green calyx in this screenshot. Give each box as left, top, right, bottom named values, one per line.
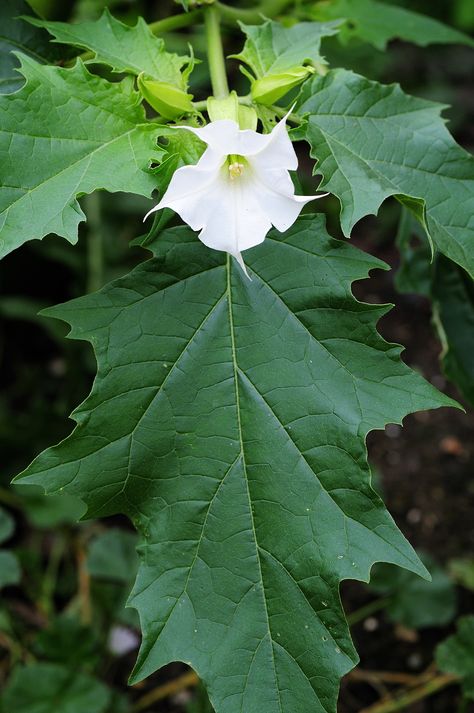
left=207, top=90, right=258, bottom=130
left=251, top=65, right=315, bottom=105
left=138, top=73, right=194, bottom=119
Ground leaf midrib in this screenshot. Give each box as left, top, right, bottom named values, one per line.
left=226, top=255, right=284, bottom=713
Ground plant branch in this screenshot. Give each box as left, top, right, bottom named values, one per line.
left=216, top=0, right=294, bottom=23
left=347, top=597, right=391, bottom=626
left=132, top=670, right=199, bottom=712
left=204, top=5, right=229, bottom=98
left=358, top=673, right=459, bottom=713
left=148, top=9, right=203, bottom=35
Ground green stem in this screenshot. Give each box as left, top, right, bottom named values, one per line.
left=148, top=9, right=203, bottom=35
left=204, top=5, right=229, bottom=99
left=85, top=193, right=103, bottom=294
left=216, top=0, right=294, bottom=23
left=347, top=596, right=391, bottom=626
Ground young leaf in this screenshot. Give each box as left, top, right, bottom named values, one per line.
left=395, top=210, right=474, bottom=405
left=0, top=0, right=62, bottom=94
left=231, top=20, right=339, bottom=103
left=0, top=551, right=21, bottom=588
left=436, top=616, right=474, bottom=699
left=1, top=662, right=111, bottom=713
left=0, top=57, right=163, bottom=259
left=295, top=70, right=474, bottom=278
left=432, top=257, right=474, bottom=406
left=311, top=0, right=474, bottom=50
left=87, top=529, right=139, bottom=584
left=17, top=216, right=455, bottom=713
left=27, top=9, right=192, bottom=87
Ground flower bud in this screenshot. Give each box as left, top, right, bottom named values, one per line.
left=207, top=91, right=258, bottom=130
left=251, top=65, right=315, bottom=106
left=138, top=74, right=194, bottom=119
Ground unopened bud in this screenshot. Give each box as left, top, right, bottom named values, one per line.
left=138, top=74, right=194, bottom=119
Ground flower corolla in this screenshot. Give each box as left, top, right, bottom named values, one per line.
left=145, top=115, right=326, bottom=275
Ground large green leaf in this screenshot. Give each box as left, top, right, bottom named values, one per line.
left=28, top=9, right=192, bottom=86
left=311, top=0, right=474, bottom=50
left=17, top=216, right=455, bottom=713
left=0, top=57, right=162, bottom=259
left=0, top=0, right=62, bottom=94
left=295, top=70, right=474, bottom=278
left=1, top=662, right=111, bottom=713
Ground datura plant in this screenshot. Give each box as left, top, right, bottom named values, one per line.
left=2, top=0, right=473, bottom=712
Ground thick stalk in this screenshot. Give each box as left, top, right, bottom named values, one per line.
left=204, top=5, right=229, bottom=99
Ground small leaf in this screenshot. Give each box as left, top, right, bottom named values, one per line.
left=0, top=506, right=14, bottom=544
left=1, top=662, right=111, bottom=713
left=0, top=58, right=163, bottom=258
left=151, top=126, right=205, bottom=197
left=232, top=20, right=339, bottom=104
left=295, top=70, right=474, bottom=278
left=436, top=616, right=474, bottom=699
left=311, top=0, right=474, bottom=51
left=17, top=216, right=456, bottom=713
left=34, top=614, right=100, bottom=668
left=395, top=209, right=431, bottom=298
left=87, top=529, right=139, bottom=584
left=0, top=551, right=21, bottom=589
left=0, top=0, right=62, bottom=94
left=27, top=9, right=193, bottom=88
left=369, top=554, right=457, bottom=629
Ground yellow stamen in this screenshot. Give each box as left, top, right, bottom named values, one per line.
left=228, top=162, right=244, bottom=179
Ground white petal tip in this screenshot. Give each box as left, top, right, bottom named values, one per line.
left=143, top=205, right=160, bottom=222
left=232, top=252, right=252, bottom=280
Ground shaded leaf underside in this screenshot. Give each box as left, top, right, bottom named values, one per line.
left=18, top=217, right=454, bottom=713
left=296, top=70, right=474, bottom=278
left=0, top=0, right=62, bottom=94
left=311, top=0, right=474, bottom=50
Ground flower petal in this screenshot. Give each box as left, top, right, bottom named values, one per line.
left=144, top=147, right=224, bottom=226
left=246, top=114, right=298, bottom=170
left=249, top=166, right=327, bottom=232
left=198, top=178, right=272, bottom=255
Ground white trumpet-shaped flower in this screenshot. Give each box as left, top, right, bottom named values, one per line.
left=145, top=115, right=327, bottom=275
